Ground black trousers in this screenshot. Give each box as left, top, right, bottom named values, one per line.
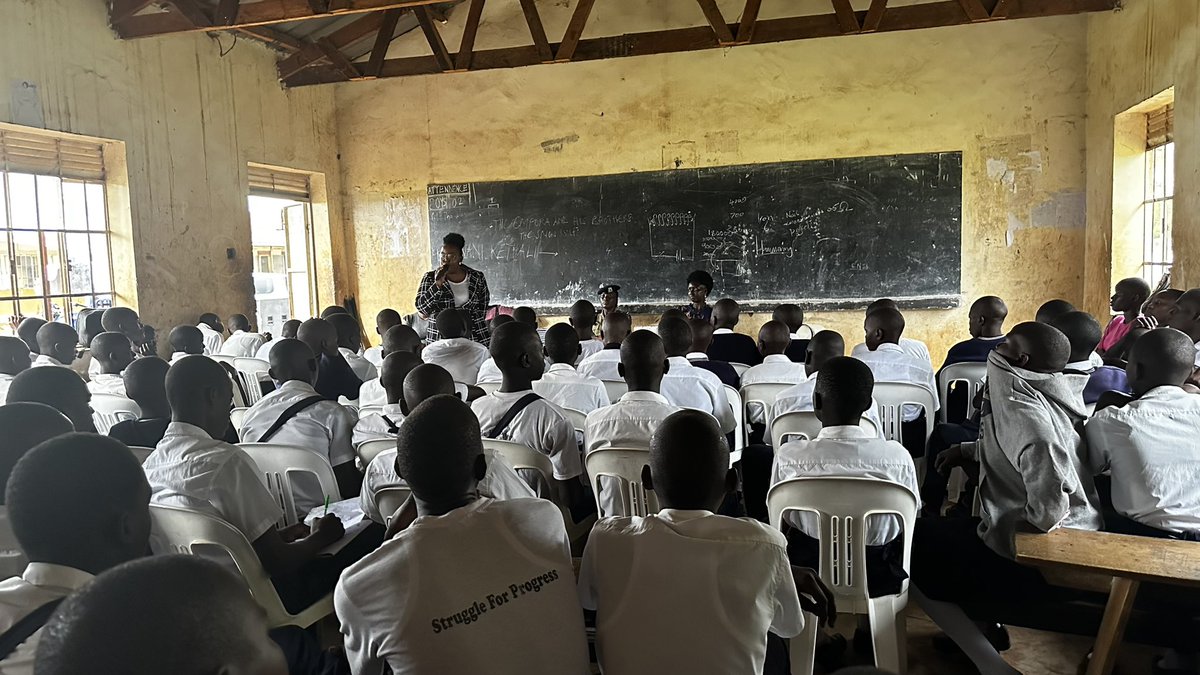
left=911, top=517, right=1048, bottom=605
left=270, top=626, right=350, bottom=675
left=272, top=522, right=386, bottom=614
left=920, top=421, right=979, bottom=513
left=787, top=529, right=908, bottom=599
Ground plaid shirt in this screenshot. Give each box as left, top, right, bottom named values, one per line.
left=415, top=264, right=491, bottom=345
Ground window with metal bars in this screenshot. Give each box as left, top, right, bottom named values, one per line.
left=1141, top=104, right=1174, bottom=287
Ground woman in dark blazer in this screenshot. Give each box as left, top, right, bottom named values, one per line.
left=415, top=232, right=491, bottom=345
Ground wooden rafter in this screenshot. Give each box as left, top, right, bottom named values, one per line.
left=215, top=0, right=242, bottom=25
left=317, top=37, right=361, bottom=79
left=518, top=0, right=554, bottom=62
left=695, top=0, right=735, bottom=45
left=167, top=0, right=212, bottom=27
left=735, top=0, right=762, bottom=44
left=415, top=6, right=454, bottom=71
left=831, top=0, right=861, bottom=33
left=556, top=0, right=598, bottom=62
left=367, top=9, right=403, bottom=77
left=991, top=0, right=1014, bottom=18
left=238, top=25, right=308, bottom=51
left=113, top=0, right=445, bottom=38
left=957, top=0, right=991, bottom=21
left=276, top=11, right=385, bottom=79
left=453, top=0, right=487, bottom=71
left=862, top=0, right=889, bottom=32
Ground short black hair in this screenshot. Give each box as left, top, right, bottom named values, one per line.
left=772, top=303, right=804, bottom=332
left=649, top=410, right=728, bottom=508
left=490, top=314, right=515, bottom=333
left=866, top=298, right=898, bottom=314
left=686, top=269, right=714, bottom=293
left=402, top=363, right=456, bottom=412
left=101, top=307, right=139, bottom=333
left=7, top=366, right=89, bottom=412
left=512, top=306, right=538, bottom=327
left=382, top=324, right=422, bottom=355
left=169, top=325, right=204, bottom=354
left=328, top=312, right=363, bottom=347
left=376, top=308, right=401, bottom=329
left=0, top=403, right=73, bottom=504
left=395, top=395, right=482, bottom=501
left=657, top=316, right=693, bottom=356
left=489, top=322, right=541, bottom=369
left=815, top=356, right=874, bottom=418
left=227, top=314, right=251, bottom=332
left=544, top=323, right=580, bottom=364
left=320, top=305, right=348, bottom=318
left=443, top=232, right=466, bottom=251
left=1049, top=311, right=1102, bottom=363
left=122, top=357, right=170, bottom=412
left=435, top=308, right=468, bottom=339
left=1035, top=299, right=1076, bottom=325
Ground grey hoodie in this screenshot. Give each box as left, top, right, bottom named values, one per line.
left=963, top=352, right=1103, bottom=558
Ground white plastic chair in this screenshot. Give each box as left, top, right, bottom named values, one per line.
left=237, top=443, right=341, bottom=526
left=149, top=504, right=333, bottom=629
left=770, top=412, right=880, bottom=449
left=768, top=477, right=918, bottom=675
left=209, top=354, right=237, bottom=366
left=873, top=382, right=937, bottom=448
left=90, top=394, right=140, bottom=434
left=356, top=438, right=395, bottom=472
left=375, top=486, right=412, bottom=527
left=476, top=381, right=501, bottom=396
left=127, top=446, right=154, bottom=464
left=561, top=407, right=588, bottom=434
left=724, top=385, right=745, bottom=460
left=233, top=358, right=271, bottom=406
left=584, top=447, right=659, bottom=518
left=482, top=438, right=594, bottom=542
left=230, top=407, right=249, bottom=432
left=741, top=382, right=796, bottom=436
left=602, top=380, right=627, bottom=402
left=729, top=362, right=751, bottom=376
left=936, top=362, right=987, bottom=424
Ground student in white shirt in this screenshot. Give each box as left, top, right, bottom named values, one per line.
left=772, top=356, right=919, bottom=598
left=657, top=316, right=736, bottom=434
left=577, top=311, right=631, bottom=382
left=85, top=332, right=134, bottom=398
left=31, top=323, right=78, bottom=369
left=298, top=317, right=365, bottom=404
left=218, top=313, right=267, bottom=358
left=742, top=321, right=808, bottom=424
left=471, top=322, right=584, bottom=506
left=1166, top=288, right=1200, bottom=383
left=106, top=357, right=173, bottom=449
left=773, top=303, right=823, bottom=356
left=327, top=313, right=379, bottom=382
left=768, top=330, right=883, bottom=444
left=0, top=405, right=73, bottom=581
left=0, top=338, right=31, bottom=403
left=197, top=312, right=225, bottom=355
left=579, top=409, right=832, bottom=675
left=534, top=324, right=609, bottom=414
left=353, top=352, right=422, bottom=447
left=359, top=324, right=425, bottom=406
left=686, top=319, right=741, bottom=388
left=36, top=555, right=289, bottom=675
left=255, top=318, right=301, bottom=362
left=475, top=315, right=515, bottom=384
left=0, top=433, right=151, bottom=674
left=167, top=325, right=206, bottom=365
left=336, top=396, right=589, bottom=675
left=6, top=367, right=95, bottom=433
left=363, top=308, right=402, bottom=368
left=851, top=299, right=932, bottom=367
left=568, top=300, right=605, bottom=363
left=1085, top=328, right=1200, bottom=539
left=239, top=339, right=360, bottom=506
left=422, top=309, right=489, bottom=385
left=854, top=306, right=939, bottom=452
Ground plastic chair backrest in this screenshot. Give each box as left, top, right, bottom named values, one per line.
left=209, top=354, right=237, bottom=365
left=477, top=381, right=501, bottom=396
left=724, top=385, right=745, bottom=454
left=375, top=487, right=412, bottom=527
left=356, top=438, right=395, bottom=472
left=561, top=407, right=588, bottom=433
left=602, top=380, right=628, bottom=402
left=236, top=443, right=341, bottom=526
left=90, top=394, right=140, bottom=434
left=233, top=358, right=270, bottom=406
left=584, top=447, right=659, bottom=517
left=730, top=362, right=751, bottom=376
left=482, top=438, right=576, bottom=525
left=230, top=407, right=249, bottom=432
left=358, top=405, right=385, bottom=418
left=148, top=504, right=331, bottom=628
left=127, top=446, right=154, bottom=464
left=741, top=381, right=795, bottom=430
left=936, top=362, right=987, bottom=424
left=767, top=477, right=917, bottom=608
left=872, top=382, right=936, bottom=447
left=771, top=412, right=880, bottom=448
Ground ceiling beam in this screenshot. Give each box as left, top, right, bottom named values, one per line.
left=366, top=9, right=403, bottom=77
left=415, top=6, right=454, bottom=71
left=215, top=0, right=241, bottom=25
left=285, top=0, right=1117, bottom=86
left=276, top=11, right=386, bottom=79
left=957, top=0, right=991, bottom=21
left=518, top=0, right=554, bottom=62
left=167, top=0, right=213, bottom=27
left=831, top=0, right=861, bottom=33
left=317, top=37, right=361, bottom=79
left=555, top=0, right=597, bottom=62
left=991, top=0, right=1014, bottom=18
left=735, top=0, right=762, bottom=44
left=113, top=0, right=444, bottom=38
left=452, top=0, right=487, bottom=71
left=862, top=0, right=889, bottom=32
left=695, top=0, right=735, bottom=46
left=238, top=25, right=308, bottom=51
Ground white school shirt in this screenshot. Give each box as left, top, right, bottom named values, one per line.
left=852, top=336, right=932, bottom=368
left=584, top=391, right=681, bottom=517
left=741, top=354, right=809, bottom=423
left=169, top=351, right=194, bottom=365
left=578, top=509, right=805, bottom=675
left=470, top=390, right=582, bottom=481
left=358, top=377, right=386, bottom=406
left=144, top=422, right=283, bottom=541
left=532, top=363, right=609, bottom=414
left=340, top=348, right=379, bottom=382
left=767, top=372, right=884, bottom=443
left=792, top=325, right=824, bottom=341
left=1085, top=386, right=1200, bottom=533
left=362, top=346, right=384, bottom=369
left=239, top=380, right=358, bottom=512
left=352, top=404, right=405, bottom=447
left=421, top=338, right=488, bottom=385
left=0, top=375, right=14, bottom=404
left=0, top=510, right=24, bottom=582
left=662, top=357, right=736, bottom=433
left=220, top=330, right=267, bottom=358
left=577, top=338, right=605, bottom=364
left=335, top=498, right=589, bottom=675
left=359, top=448, right=535, bottom=524
left=30, top=355, right=67, bottom=368
left=86, top=373, right=126, bottom=397
left=254, top=337, right=283, bottom=362
left=854, top=343, right=940, bottom=422
left=477, top=357, right=503, bottom=384
left=197, top=324, right=224, bottom=355
left=0, top=563, right=94, bottom=674
left=771, top=425, right=920, bottom=544
left=576, top=348, right=622, bottom=382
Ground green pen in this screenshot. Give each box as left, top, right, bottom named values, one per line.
left=323, top=495, right=331, bottom=518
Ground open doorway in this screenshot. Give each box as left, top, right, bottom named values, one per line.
left=248, top=195, right=316, bottom=334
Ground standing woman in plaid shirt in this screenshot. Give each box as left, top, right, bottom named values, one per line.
left=415, top=233, right=492, bottom=345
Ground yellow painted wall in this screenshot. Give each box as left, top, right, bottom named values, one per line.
left=337, top=4, right=1090, bottom=365
left=0, top=0, right=352, bottom=350
left=1085, top=0, right=1199, bottom=313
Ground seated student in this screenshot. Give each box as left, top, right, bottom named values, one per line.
left=918, top=322, right=1100, bottom=675
left=353, top=352, right=422, bottom=446
left=1096, top=277, right=1152, bottom=358
left=70, top=309, right=104, bottom=383
left=773, top=303, right=817, bottom=362
left=0, top=433, right=150, bottom=673
left=336, top=396, right=588, bottom=675
left=239, top=339, right=360, bottom=503
left=533, top=324, right=609, bottom=414
left=321, top=305, right=349, bottom=318
left=1034, top=298, right=1076, bottom=324
left=577, top=311, right=631, bottom=382
left=35, top=555, right=289, bottom=675
left=943, top=296, right=1008, bottom=367
left=741, top=321, right=808, bottom=429
left=328, top=313, right=379, bottom=382
left=471, top=322, right=583, bottom=503
left=772, top=357, right=919, bottom=599
left=85, top=332, right=135, bottom=397
left=297, top=317, right=362, bottom=401
left=358, top=324, right=425, bottom=406
left=476, top=314, right=515, bottom=384
left=101, top=307, right=152, bottom=358
left=851, top=299, right=932, bottom=367
left=1167, top=288, right=1200, bottom=382
left=1085, top=328, right=1200, bottom=539
left=360, top=365, right=534, bottom=525
left=6, top=368, right=95, bottom=432
left=1103, top=288, right=1183, bottom=365
left=421, top=309, right=489, bottom=385
left=363, top=308, right=401, bottom=368
left=107, top=357, right=172, bottom=448
left=768, top=331, right=884, bottom=443
left=569, top=300, right=605, bottom=363
left=579, top=410, right=830, bottom=675
left=168, top=325, right=205, bottom=364
left=658, top=316, right=736, bottom=434
left=1050, top=310, right=1130, bottom=404
left=218, top=313, right=267, bottom=358
left=255, top=318, right=301, bottom=362
left=0, top=404, right=74, bottom=580
left=686, top=319, right=740, bottom=389
left=0, top=337, right=31, bottom=403
left=512, top=305, right=539, bottom=329
left=15, top=318, right=45, bottom=360
left=31, top=323, right=78, bottom=369
left=196, top=313, right=226, bottom=355
left=854, top=307, right=939, bottom=444
left=707, top=298, right=762, bottom=366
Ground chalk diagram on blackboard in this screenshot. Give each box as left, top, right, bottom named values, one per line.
left=648, top=212, right=696, bottom=261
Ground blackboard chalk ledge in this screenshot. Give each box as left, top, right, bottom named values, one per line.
left=503, top=295, right=963, bottom=316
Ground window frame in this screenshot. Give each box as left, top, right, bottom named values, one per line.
left=1140, top=139, right=1174, bottom=287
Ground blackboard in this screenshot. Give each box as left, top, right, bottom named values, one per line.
left=427, top=152, right=962, bottom=312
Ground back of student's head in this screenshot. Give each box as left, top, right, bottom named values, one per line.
left=602, top=311, right=632, bottom=345
left=512, top=306, right=538, bottom=328
left=280, top=318, right=302, bottom=339
left=375, top=308, right=401, bottom=335
left=490, top=313, right=515, bottom=334
left=619, top=331, right=668, bottom=391
left=268, top=338, right=317, bottom=385
left=320, top=305, right=349, bottom=318
left=689, top=318, right=714, bottom=353
left=36, top=322, right=79, bottom=364
left=197, top=312, right=223, bottom=331
left=169, top=325, right=204, bottom=355
left=395, top=395, right=484, bottom=502
left=969, top=296, right=1008, bottom=337
left=435, top=308, right=469, bottom=339
left=712, top=298, right=740, bottom=327
left=227, top=313, right=251, bottom=333
left=1002, top=321, right=1070, bottom=373
left=78, top=309, right=105, bottom=347
left=0, top=404, right=73, bottom=504
left=382, top=324, right=422, bottom=357
left=814, top=357, right=874, bottom=423
left=772, top=303, right=804, bottom=332
left=1035, top=299, right=1076, bottom=325
left=489, top=322, right=543, bottom=378
left=35, top=555, right=287, bottom=675
left=649, top=410, right=730, bottom=510
left=90, top=331, right=135, bottom=373
left=0, top=336, right=31, bottom=376
left=660, top=308, right=687, bottom=322
left=757, top=320, right=791, bottom=356
left=297, top=317, right=337, bottom=354
left=101, top=307, right=141, bottom=337
left=864, top=306, right=905, bottom=346
left=1049, top=311, right=1102, bottom=364
left=1127, top=328, right=1196, bottom=395
left=7, top=367, right=93, bottom=432
left=328, top=312, right=363, bottom=350
left=866, top=298, right=897, bottom=315
left=544, top=323, right=581, bottom=365
left=166, top=355, right=233, bottom=435
left=123, top=357, right=171, bottom=417
left=657, top=316, right=693, bottom=357
left=380, top=352, right=423, bottom=405
left=16, top=317, right=46, bottom=355
left=569, top=300, right=596, bottom=330
left=403, top=363, right=457, bottom=413
left=8, top=433, right=149, bottom=573
left=806, top=330, right=846, bottom=371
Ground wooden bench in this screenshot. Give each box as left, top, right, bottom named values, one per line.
left=1015, top=528, right=1200, bottom=675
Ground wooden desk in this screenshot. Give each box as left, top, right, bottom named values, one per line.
left=1015, top=528, right=1200, bottom=675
